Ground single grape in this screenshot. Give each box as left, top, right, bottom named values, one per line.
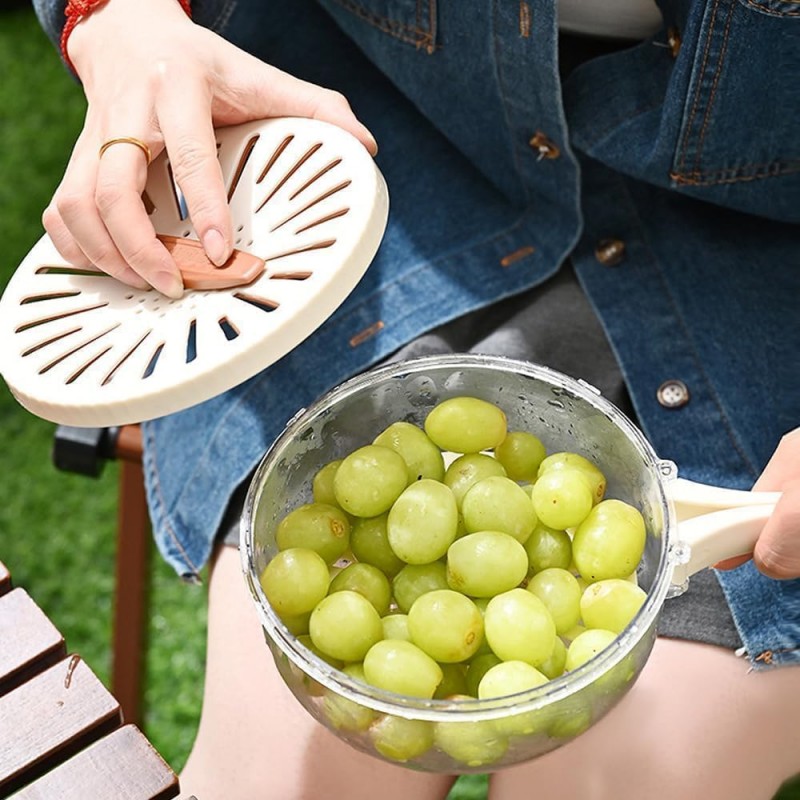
left=549, top=703, right=592, bottom=739
left=370, top=714, right=434, bottom=762
left=297, top=634, right=343, bottom=669
left=526, top=568, right=582, bottom=635
left=333, top=445, right=409, bottom=517
left=524, top=523, right=572, bottom=573
left=392, top=561, right=450, bottom=614
left=408, top=590, right=484, bottom=663
left=484, top=588, right=556, bottom=666
left=478, top=661, right=551, bottom=738
left=363, top=640, right=443, bottom=699
left=275, top=503, right=350, bottom=564
left=580, top=579, right=647, bottom=633
left=281, top=611, right=311, bottom=636
left=309, top=591, right=383, bottom=662
left=387, top=479, right=458, bottom=564
left=572, top=499, right=646, bottom=581
left=312, top=459, right=343, bottom=507
left=447, top=532, right=528, bottom=597
left=349, top=514, right=405, bottom=578
left=538, top=636, right=567, bottom=679
left=329, top=562, right=392, bottom=615
left=381, top=613, right=411, bottom=642
left=434, top=708, right=508, bottom=767
left=434, top=663, right=469, bottom=699
left=444, top=453, right=507, bottom=509
left=424, top=396, right=508, bottom=454
left=465, top=653, right=502, bottom=697
left=538, top=451, right=607, bottom=504
left=530, top=468, right=593, bottom=530
left=561, top=623, right=587, bottom=643
left=565, top=629, right=617, bottom=671
left=373, top=421, right=445, bottom=483
left=259, top=548, right=329, bottom=618
left=461, top=476, right=537, bottom=543
left=323, top=663, right=376, bottom=732
left=495, top=431, right=547, bottom=481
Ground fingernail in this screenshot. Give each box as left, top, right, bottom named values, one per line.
left=202, top=228, right=229, bottom=266
left=151, top=270, right=184, bottom=299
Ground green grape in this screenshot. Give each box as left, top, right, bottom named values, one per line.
left=538, top=451, right=607, bottom=504
left=447, top=532, right=528, bottom=597
left=371, top=715, right=434, bottom=762
left=580, top=579, right=647, bottom=634
left=387, top=479, right=458, bottom=564
left=484, top=588, right=556, bottom=666
left=524, top=523, right=573, bottom=573
left=561, top=623, right=587, bottom=643
left=323, top=663, right=376, bottom=732
left=333, top=445, right=409, bottom=517
left=363, top=640, right=443, bottom=698
left=495, top=431, right=547, bottom=481
left=309, top=591, right=383, bottom=662
left=392, top=562, right=450, bottom=613
left=477, top=661, right=551, bottom=738
left=297, top=634, right=343, bottom=669
left=526, top=568, right=582, bottom=635
left=281, top=611, right=311, bottom=636
left=565, top=629, right=617, bottom=671
left=549, top=704, right=592, bottom=739
left=434, top=663, right=469, bottom=699
left=572, top=499, right=646, bottom=581
left=350, top=514, right=405, bottom=578
left=373, top=421, right=445, bottom=483
left=530, top=468, right=593, bottom=530
left=312, top=459, right=343, bottom=507
left=259, top=548, right=330, bottom=618
left=471, top=597, right=494, bottom=655
left=408, top=590, right=484, bottom=663
left=465, top=653, right=502, bottom=697
left=434, top=708, right=508, bottom=767
left=275, top=503, right=350, bottom=564
left=381, top=613, right=411, bottom=642
left=538, top=636, right=567, bottom=679
left=461, top=476, right=537, bottom=543
left=444, top=453, right=507, bottom=509
left=329, top=562, right=392, bottom=615
left=424, top=396, right=508, bottom=454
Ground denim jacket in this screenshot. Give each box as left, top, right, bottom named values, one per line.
left=34, top=0, right=800, bottom=667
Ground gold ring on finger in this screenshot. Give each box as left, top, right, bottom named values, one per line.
left=99, top=136, right=152, bottom=166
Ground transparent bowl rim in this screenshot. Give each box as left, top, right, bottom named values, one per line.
left=240, top=354, right=676, bottom=723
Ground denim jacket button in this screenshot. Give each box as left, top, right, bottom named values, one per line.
left=594, top=238, right=626, bottom=266
left=528, top=132, right=561, bottom=160
left=667, top=27, right=681, bottom=58
left=657, top=379, right=691, bottom=408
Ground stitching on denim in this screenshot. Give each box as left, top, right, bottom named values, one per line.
left=670, top=161, right=800, bottom=185
left=616, top=178, right=760, bottom=479
left=676, top=0, right=723, bottom=175
left=741, top=0, right=800, bottom=15
left=145, top=422, right=201, bottom=576
left=692, top=0, right=737, bottom=173
left=209, top=0, right=237, bottom=34
left=328, top=0, right=434, bottom=48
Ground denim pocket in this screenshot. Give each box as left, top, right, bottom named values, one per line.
left=192, top=0, right=239, bottom=35
left=670, top=0, right=800, bottom=218
left=318, top=0, right=437, bottom=51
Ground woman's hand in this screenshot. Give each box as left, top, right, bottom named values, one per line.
left=717, top=428, right=800, bottom=579
left=43, top=0, right=377, bottom=297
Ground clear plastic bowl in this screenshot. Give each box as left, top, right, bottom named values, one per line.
left=240, top=354, right=677, bottom=772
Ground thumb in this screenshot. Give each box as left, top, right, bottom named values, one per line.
left=753, top=477, right=800, bottom=580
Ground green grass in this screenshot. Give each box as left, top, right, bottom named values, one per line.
left=0, top=7, right=797, bottom=800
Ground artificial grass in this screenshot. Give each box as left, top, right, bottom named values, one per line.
left=0, top=7, right=797, bottom=800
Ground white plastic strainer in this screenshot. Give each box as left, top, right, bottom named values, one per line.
left=0, top=117, right=388, bottom=427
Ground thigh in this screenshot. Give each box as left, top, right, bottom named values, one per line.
left=179, top=545, right=456, bottom=800
left=490, top=637, right=800, bottom=800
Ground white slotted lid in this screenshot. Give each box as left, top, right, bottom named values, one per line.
left=0, top=117, right=388, bottom=427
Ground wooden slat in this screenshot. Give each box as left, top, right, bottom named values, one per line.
left=0, top=562, right=10, bottom=596
left=9, top=725, right=179, bottom=800
left=0, top=589, right=66, bottom=697
left=0, top=656, right=121, bottom=796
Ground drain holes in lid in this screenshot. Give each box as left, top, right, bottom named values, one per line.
left=270, top=180, right=351, bottom=232
left=22, top=326, right=82, bottom=357
left=218, top=317, right=239, bottom=340
left=35, top=265, right=106, bottom=277
left=143, top=343, right=165, bottom=379
left=256, top=142, right=323, bottom=212
left=257, top=134, right=294, bottom=184
left=263, top=239, right=336, bottom=262
left=102, top=330, right=152, bottom=385
left=66, top=346, right=113, bottom=385
left=20, top=290, right=82, bottom=305
left=167, top=161, right=189, bottom=220
left=233, top=293, right=279, bottom=313
left=16, top=301, right=110, bottom=333
left=186, top=319, right=198, bottom=363
left=228, top=134, right=260, bottom=202
left=38, top=324, right=119, bottom=375
left=269, top=271, right=311, bottom=281
left=289, top=158, right=342, bottom=202
left=295, top=208, right=349, bottom=235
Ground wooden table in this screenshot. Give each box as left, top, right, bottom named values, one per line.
left=0, top=560, right=186, bottom=799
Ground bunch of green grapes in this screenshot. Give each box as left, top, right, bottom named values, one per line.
left=260, top=397, right=648, bottom=766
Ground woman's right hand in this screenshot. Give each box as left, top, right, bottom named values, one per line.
left=43, top=0, right=378, bottom=297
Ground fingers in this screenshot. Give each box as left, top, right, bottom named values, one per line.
left=753, top=477, right=800, bottom=580
left=754, top=428, right=800, bottom=491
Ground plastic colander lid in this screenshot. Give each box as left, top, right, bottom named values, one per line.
left=0, top=117, right=388, bottom=427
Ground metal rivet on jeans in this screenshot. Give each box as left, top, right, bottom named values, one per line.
left=657, top=379, right=690, bottom=408
left=594, top=238, right=626, bottom=266
left=528, top=132, right=561, bottom=160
